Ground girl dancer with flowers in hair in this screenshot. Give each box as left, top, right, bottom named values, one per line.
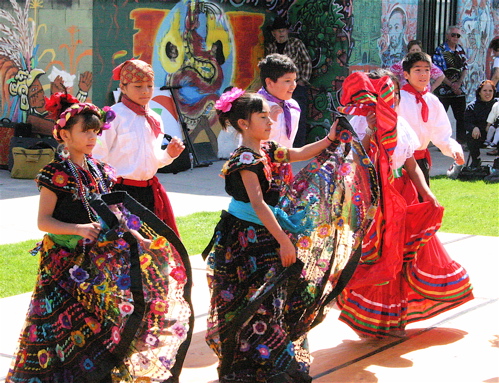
left=203, top=88, right=378, bottom=382
left=7, top=93, right=192, bottom=382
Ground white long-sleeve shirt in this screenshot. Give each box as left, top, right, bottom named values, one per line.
left=265, top=97, right=300, bottom=148
left=93, top=103, right=174, bottom=181
left=398, top=90, right=463, bottom=159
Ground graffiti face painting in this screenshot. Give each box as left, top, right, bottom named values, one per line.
left=152, top=0, right=234, bottom=124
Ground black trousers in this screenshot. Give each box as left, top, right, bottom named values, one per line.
left=467, top=131, right=485, bottom=167
left=292, top=84, right=309, bottom=148
left=438, top=95, right=467, bottom=144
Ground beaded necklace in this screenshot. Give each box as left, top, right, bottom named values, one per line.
left=66, top=155, right=109, bottom=223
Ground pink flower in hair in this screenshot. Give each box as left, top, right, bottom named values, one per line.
left=215, top=87, right=245, bottom=112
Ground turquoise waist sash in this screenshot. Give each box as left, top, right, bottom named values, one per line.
left=228, top=198, right=312, bottom=234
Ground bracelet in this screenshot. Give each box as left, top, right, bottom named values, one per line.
left=325, top=135, right=335, bottom=143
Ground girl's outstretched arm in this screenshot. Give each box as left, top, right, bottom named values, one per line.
left=38, top=187, right=101, bottom=241
left=288, top=119, right=338, bottom=162
left=241, top=170, right=296, bottom=267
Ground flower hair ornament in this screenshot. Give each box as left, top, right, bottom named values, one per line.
left=215, top=87, right=245, bottom=112
left=46, top=93, right=116, bottom=141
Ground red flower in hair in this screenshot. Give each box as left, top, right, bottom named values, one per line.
left=45, top=93, right=79, bottom=119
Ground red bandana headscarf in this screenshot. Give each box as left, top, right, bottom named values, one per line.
left=112, top=59, right=154, bottom=85
left=113, top=59, right=161, bottom=137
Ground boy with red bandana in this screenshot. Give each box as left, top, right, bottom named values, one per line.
left=93, top=59, right=184, bottom=235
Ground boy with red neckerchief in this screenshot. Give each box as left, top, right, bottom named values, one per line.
left=398, top=51, right=464, bottom=184
left=93, top=59, right=184, bottom=236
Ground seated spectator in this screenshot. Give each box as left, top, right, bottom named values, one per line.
left=464, top=80, right=497, bottom=167
left=485, top=98, right=499, bottom=155
left=390, top=40, right=445, bottom=92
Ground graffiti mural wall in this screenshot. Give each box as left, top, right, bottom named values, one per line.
left=0, top=0, right=496, bottom=148
left=0, top=0, right=93, bottom=135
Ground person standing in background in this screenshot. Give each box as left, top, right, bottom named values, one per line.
left=265, top=16, right=312, bottom=148
left=433, top=26, right=469, bottom=145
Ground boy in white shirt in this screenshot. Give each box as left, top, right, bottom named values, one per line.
left=398, top=51, right=464, bottom=183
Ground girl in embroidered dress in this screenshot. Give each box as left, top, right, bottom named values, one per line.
left=203, top=89, right=379, bottom=382
left=7, top=93, right=192, bottom=382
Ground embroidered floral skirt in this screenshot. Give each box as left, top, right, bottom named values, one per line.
left=7, top=194, right=192, bottom=382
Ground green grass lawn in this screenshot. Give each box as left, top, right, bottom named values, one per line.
left=0, top=177, right=497, bottom=298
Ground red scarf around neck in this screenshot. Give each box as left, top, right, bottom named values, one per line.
left=402, top=83, right=429, bottom=122
left=122, top=94, right=162, bottom=137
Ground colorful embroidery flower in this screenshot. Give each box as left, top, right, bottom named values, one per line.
left=85, top=317, right=102, bottom=333
left=353, top=192, right=362, bottom=205
left=55, top=344, right=65, bottom=362
left=93, top=281, right=109, bottom=294
left=79, top=282, right=92, bottom=293
left=111, top=326, right=121, bottom=344
left=362, top=157, right=372, bottom=166
left=239, top=151, right=255, bottom=164
left=171, top=322, right=187, bottom=338
left=238, top=231, right=248, bottom=248
left=221, top=290, right=234, bottom=302
left=94, top=255, right=107, bottom=269
left=317, top=258, right=329, bottom=272
left=240, top=339, right=250, bottom=352
left=295, top=179, right=310, bottom=193
left=296, top=236, right=312, bottom=250
left=247, top=226, right=257, bottom=243
left=17, top=349, right=27, bottom=368
left=80, top=358, right=95, bottom=371
left=338, top=162, right=352, bottom=176
left=307, top=284, right=318, bottom=297
left=71, top=331, right=86, bottom=347
left=126, top=214, right=141, bottom=230
left=339, top=129, right=352, bottom=143
left=38, top=349, right=50, bottom=368
left=287, top=342, right=295, bottom=356
left=264, top=268, right=276, bottom=281
left=151, top=299, right=168, bottom=315
left=225, top=311, right=236, bottom=322
left=252, top=321, right=267, bottom=335
left=273, top=298, right=284, bottom=309
left=335, top=215, right=346, bottom=229
left=274, top=147, right=288, bottom=162
left=249, top=256, right=257, bottom=273
left=28, top=325, right=37, bottom=342
left=52, top=170, right=68, bottom=187
left=150, top=236, right=167, bottom=249
left=256, top=344, right=271, bottom=359
left=159, top=356, right=173, bottom=369
left=308, top=160, right=320, bottom=173
left=116, top=274, right=131, bottom=290
left=140, top=254, right=152, bottom=269
left=69, top=265, right=89, bottom=283
left=145, top=333, right=159, bottom=347
left=58, top=312, right=72, bottom=329
left=119, top=302, right=134, bottom=316
left=317, top=224, right=331, bottom=238
left=170, top=266, right=186, bottom=282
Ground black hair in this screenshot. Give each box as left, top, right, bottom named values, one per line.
left=407, top=39, right=423, bottom=51
left=212, top=40, right=225, bottom=65
left=368, top=68, right=400, bottom=88
left=217, top=92, right=265, bottom=133
left=258, top=53, right=297, bottom=87
left=402, top=51, right=432, bottom=73
left=489, top=38, right=499, bottom=52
